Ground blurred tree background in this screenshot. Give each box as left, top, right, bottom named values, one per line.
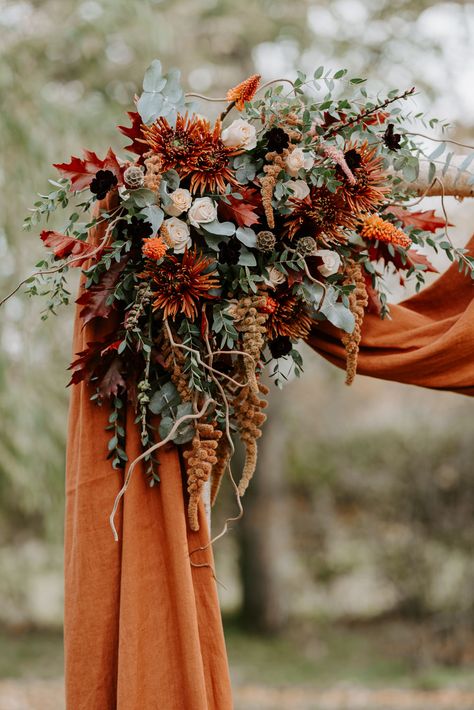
left=1, top=0, right=474, bottom=701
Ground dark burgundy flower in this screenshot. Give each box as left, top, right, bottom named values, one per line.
left=383, top=123, right=402, bottom=151
left=265, top=127, right=290, bottom=154
left=343, top=149, right=362, bottom=172
left=90, top=169, right=118, bottom=200
left=218, top=237, right=241, bottom=265
left=268, top=335, right=292, bottom=358
left=115, top=216, right=153, bottom=241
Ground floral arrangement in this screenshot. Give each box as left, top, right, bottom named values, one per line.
left=14, top=60, right=474, bottom=531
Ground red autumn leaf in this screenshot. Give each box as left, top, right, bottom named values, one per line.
left=40, top=230, right=102, bottom=266
left=75, top=259, right=127, bottom=325
left=68, top=337, right=114, bottom=386
left=98, top=357, right=127, bottom=398
left=54, top=147, right=123, bottom=191
left=386, top=206, right=451, bottom=233
left=218, top=187, right=262, bottom=227
left=368, top=242, right=438, bottom=274
left=362, top=111, right=389, bottom=126
left=287, top=269, right=304, bottom=287
left=117, top=111, right=148, bottom=156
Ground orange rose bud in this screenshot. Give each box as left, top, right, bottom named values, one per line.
left=226, top=74, right=261, bottom=111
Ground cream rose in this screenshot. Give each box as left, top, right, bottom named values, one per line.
left=265, top=266, right=286, bottom=289
left=188, top=197, right=218, bottom=228
left=285, top=147, right=315, bottom=177
left=162, top=217, right=192, bottom=254
left=316, top=249, right=341, bottom=277
left=164, top=188, right=192, bottom=217
left=285, top=179, right=310, bottom=201
left=221, top=118, right=257, bottom=150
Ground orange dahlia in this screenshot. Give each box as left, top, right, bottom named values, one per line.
left=141, top=113, right=239, bottom=195
left=266, top=291, right=313, bottom=340
left=142, top=236, right=168, bottom=261
left=360, top=213, right=412, bottom=249
left=284, top=187, right=357, bottom=244
left=145, top=249, right=219, bottom=321
left=226, top=74, right=261, bottom=110
left=338, top=141, right=389, bottom=214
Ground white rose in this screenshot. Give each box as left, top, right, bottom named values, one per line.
left=285, top=147, right=315, bottom=177
left=265, top=266, right=286, bottom=289
left=316, top=249, right=341, bottom=277
left=188, top=197, right=218, bottom=228
left=285, top=179, right=310, bottom=201
left=221, top=119, right=257, bottom=150
left=163, top=217, right=192, bottom=254
left=164, top=188, right=192, bottom=216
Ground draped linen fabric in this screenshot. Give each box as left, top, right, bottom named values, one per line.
left=65, top=198, right=474, bottom=710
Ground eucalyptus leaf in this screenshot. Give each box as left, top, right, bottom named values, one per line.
left=142, top=59, right=166, bottom=92
left=236, top=227, right=257, bottom=248
left=141, top=205, right=164, bottom=233
left=149, top=382, right=180, bottom=415
left=238, top=246, right=257, bottom=267
left=127, top=188, right=158, bottom=208
left=202, top=219, right=236, bottom=236
left=137, top=92, right=164, bottom=125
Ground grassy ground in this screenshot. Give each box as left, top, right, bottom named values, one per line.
left=1, top=619, right=474, bottom=709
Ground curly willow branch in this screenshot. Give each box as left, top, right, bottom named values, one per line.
left=109, top=397, right=215, bottom=541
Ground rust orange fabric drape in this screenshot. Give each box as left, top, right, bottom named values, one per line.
left=307, top=235, right=474, bottom=397
left=65, top=196, right=474, bottom=709
left=64, top=196, right=233, bottom=710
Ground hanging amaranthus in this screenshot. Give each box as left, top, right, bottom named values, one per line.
left=160, top=326, right=193, bottom=402
left=261, top=149, right=290, bottom=228
left=232, top=379, right=269, bottom=496
left=210, top=437, right=232, bottom=506
left=342, top=260, right=368, bottom=385
left=183, top=421, right=222, bottom=531
left=233, top=294, right=268, bottom=392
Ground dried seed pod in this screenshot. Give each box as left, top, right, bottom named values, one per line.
left=296, top=236, right=317, bottom=257
left=123, top=164, right=145, bottom=189
left=256, top=230, right=276, bottom=252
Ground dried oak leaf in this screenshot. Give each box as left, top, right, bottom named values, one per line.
left=75, top=258, right=127, bottom=325
left=368, top=243, right=438, bottom=275
left=54, top=147, right=123, bottom=191
left=117, top=111, right=148, bottom=157
left=218, top=187, right=261, bottom=227
left=386, top=206, right=452, bottom=233
left=40, top=230, right=102, bottom=266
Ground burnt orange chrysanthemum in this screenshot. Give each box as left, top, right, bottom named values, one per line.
left=226, top=74, right=261, bottom=111
left=337, top=141, right=389, bottom=214
left=266, top=291, right=313, bottom=341
left=360, top=213, right=412, bottom=249
left=145, top=249, right=219, bottom=321
left=142, top=236, right=168, bottom=261
left=284, top=186, right=357, bottom=245
left=141, top=113, right=240, bottom=195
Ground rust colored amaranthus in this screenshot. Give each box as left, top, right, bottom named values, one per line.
left=160, top=327, right=192, bottom=402
left=233, top=294, right=269, bottom=392
left=183, top=421, right=222, bottom=531
left=143, top=152, right=163, bottom=192
left=360, top=213, right=412, bottom=249
left=141, top=114, right=240, bottom=194
left=266, top=291, right=313, bottom=341
left=210, top=437, right=232, bottom=506
left=144, top=249, right=219, bottom=320
left=261, top=149, right=290, bottom=228
left=338, top=141, right=389, bottom=214
left=233, top=379, right=269, bottom=496
left=342, top=260, right=368, bottom=385
left=226, top=74, right=261, bottom=110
